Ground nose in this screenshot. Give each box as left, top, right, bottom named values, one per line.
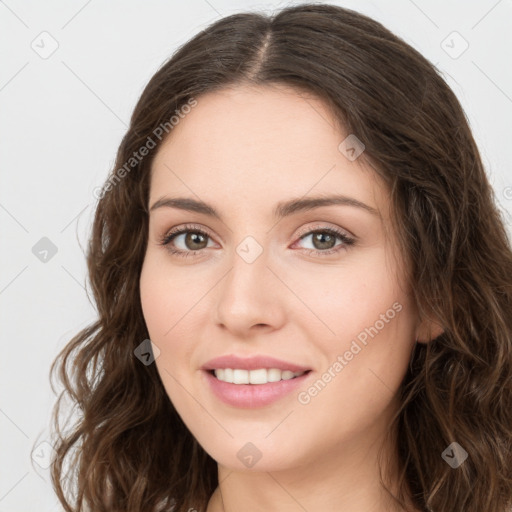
left=213, top=245, right=287, bottom=338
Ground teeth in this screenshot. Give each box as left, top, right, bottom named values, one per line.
left=213, top=368, right=306, bottom=384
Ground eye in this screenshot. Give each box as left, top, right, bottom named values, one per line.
left=293, top=225, right=355, bottom=256
left=158, top=224, right=215, bottom=258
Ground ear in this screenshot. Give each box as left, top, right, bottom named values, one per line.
left=415, top=317, right=444, bottom=344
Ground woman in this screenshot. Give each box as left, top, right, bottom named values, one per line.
left=50, top=3, right=512, bottom=511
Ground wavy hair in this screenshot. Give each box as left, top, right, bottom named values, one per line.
left=50, top=3, right=512, bottom=511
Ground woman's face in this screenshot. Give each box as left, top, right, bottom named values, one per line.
left=140, top=84, right=422, bottom=472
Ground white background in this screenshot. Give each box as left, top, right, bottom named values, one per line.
left=1, top=0, right=511, bottom=510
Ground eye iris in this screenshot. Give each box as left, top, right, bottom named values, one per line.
left=312, top=231, right=336, bottom=250
left=186, top=232, right=208, bottom=250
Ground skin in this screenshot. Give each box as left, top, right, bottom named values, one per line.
left=139, top=84, right=441, bottom=511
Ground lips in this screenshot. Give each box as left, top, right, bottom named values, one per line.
left=201, top=354, right=311, bottom=373
left=200, top=354, right=313, bottom=408
left=203, top=368, right=312, bottom=408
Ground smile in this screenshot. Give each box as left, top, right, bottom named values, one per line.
left=212, top=368, right=307, bottom=384
left=203, top=369, right=312, bottom=408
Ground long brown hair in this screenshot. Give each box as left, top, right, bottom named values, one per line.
left=49, top=4, right=512, bottom=511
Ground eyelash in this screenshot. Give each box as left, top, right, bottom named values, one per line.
left=158, top=223, right=355, bottom=259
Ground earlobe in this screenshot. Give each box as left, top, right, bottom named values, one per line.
left=415, top=318, right=444, bottom=343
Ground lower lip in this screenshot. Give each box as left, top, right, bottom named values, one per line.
left=203, top=370, right=312, bottom=408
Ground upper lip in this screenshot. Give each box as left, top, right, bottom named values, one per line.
left=201, top=355, right=311, bottom=373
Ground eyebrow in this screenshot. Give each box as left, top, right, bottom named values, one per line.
left=149, top=194, right=380, bottom=220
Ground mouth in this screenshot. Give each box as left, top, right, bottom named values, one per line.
left=207, top=368, right=312, bottom=384
left=203, top=368, right=313, bottom=408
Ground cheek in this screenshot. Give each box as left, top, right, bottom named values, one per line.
left=139, top=253, right=200, bottom=338
left=140, top=275, right=169, bottom=343
left=289, top=248, right=415, bottom=424
left=281, top=247, right=405, bottom=341
left=140, top=258, right=189, bottom=378
left=140, top=261, right=196, bottom=419
left=291, top=309, right=414, bottom=455
left=139, top=254, right=207, bottom=384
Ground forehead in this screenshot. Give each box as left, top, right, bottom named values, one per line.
left=150, top=84, right=387, bottom=218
